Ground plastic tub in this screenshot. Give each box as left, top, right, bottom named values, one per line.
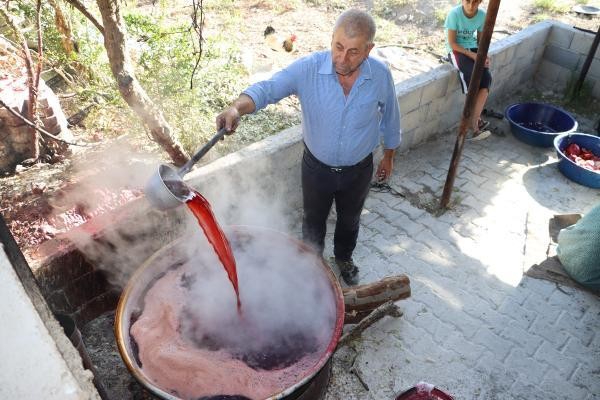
left=505, top=102, right=578, bottom=147
left=395, top=383, right=454, bottom=400
left=553, top=133, right=600, bottom=188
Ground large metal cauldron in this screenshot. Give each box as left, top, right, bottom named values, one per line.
left=115, top=225, right=344, bottom=400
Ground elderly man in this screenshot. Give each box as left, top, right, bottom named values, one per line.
left=216, top=9, right=401, bottom=285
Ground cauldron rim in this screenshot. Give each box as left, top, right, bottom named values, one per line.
left=114, top=224, right=345, bottom=400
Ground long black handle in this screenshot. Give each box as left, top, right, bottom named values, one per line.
left=178, top=127, right=228, bottom=176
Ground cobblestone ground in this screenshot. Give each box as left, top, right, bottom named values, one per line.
left=322, top=118, right=600, bottom=399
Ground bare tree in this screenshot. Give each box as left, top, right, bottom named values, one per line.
left=67, top=0, right=190, bottom=166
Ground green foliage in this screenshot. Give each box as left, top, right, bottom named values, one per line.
left=234, top=106, right=301, bottom=147
left=434, top=7, right=450, bottom=27
left=531, top=13, right=549, bottom=23
left=304, top=0, right=347, bottom=10
left=122, top=13, right=299, bottom=155
left=532, top=0, right=569, bottom=13
left=373, top=0, right=412, bottom=20
left=373, top=16, right=397, bottom=44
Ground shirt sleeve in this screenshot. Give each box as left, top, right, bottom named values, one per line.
left=379, top=69, right=401, bottom=150
left=444, top=8, right=458, bottom=31
left=242, top=59, right=302, bottom=112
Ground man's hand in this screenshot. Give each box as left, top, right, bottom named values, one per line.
left=376, top=149, right=394, bottom=182
left=216, top=94, right=256, bottom=134
left=216, top=106, right=240, bottom=134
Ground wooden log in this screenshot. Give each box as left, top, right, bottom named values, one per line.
left=338, top=301, right=403, bottom=347
left=342, top=275, right=410, bottom=324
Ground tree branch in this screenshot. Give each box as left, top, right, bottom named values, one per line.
left=64, top=0, right=105, bottom=36
left=338, top=301, right=402, bottom=348
left=48, top=0, right=76, bottom=54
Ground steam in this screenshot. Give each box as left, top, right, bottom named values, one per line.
left=55, top=135, right=305, bottom=294
left=178, top=227, right=337, bottom=363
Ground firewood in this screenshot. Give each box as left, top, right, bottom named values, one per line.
left=338, top=301, right=402, bottom=348
left=342, top=275, right=410, bottom=324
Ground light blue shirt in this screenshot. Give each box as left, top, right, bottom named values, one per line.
left=243, top=51, right=401, bottom=167
left=444, top=5, right=486, bottom=53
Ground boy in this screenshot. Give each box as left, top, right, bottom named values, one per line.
left=445, top=0, right=492, bottom=140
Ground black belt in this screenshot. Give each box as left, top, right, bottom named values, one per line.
left=304, top=145, right=372, bottom=173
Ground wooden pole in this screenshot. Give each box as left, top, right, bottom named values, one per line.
left=440, top=0, right=502, bottom=209
left=574, top=25, right=600, bottom=96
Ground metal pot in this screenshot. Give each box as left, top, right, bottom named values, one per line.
left=144, top=128, right=228, bottom=211
left=114, top=225, right=344, bottom=400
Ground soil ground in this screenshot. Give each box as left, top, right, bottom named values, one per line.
left=1, top=0, right=599, bottom=259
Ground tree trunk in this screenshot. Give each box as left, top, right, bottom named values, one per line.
left=95, top=0, right=189, bottom=166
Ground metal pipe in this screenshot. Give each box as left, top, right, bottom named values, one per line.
left=574, top=25, right=600, bottom=96
left=440, top=0, right=502, bottom=210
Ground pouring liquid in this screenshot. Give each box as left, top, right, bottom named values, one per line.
left=186, top=190, right=242, bottom=311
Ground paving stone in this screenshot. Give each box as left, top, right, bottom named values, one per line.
left=504, top=347, right=549, bottom=383
left=509, top=378, right=561, bottom=400
left=391, top=199, right=425, bottom=220
left=360, top=208, right=380, bottom=226
left=367, top=216, right=401, bottom=238
left=472, top=326, right=515, bottom=361
left=534, top=341, right=580, bottom=379
left=442, top=331, right=487, bottom=368
left=540, top=367, right=590, bottom=400
left=391, top=213, right=427, bottom=237
left=498, top=297, right=538, bottom=330
left=529, top=312, right=572, bottom=349
left=473, top=351, right=519, bottom=395
left=570, top=362, right=600, bottom=396
left=500, top=320, right=544, bottom=356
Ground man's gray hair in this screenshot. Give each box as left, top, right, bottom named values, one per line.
left=334, top=9, right=376, bottom=44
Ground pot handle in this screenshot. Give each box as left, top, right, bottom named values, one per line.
left=178, top=127, right=228, bottom=177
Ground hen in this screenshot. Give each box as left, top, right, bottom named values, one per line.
left=264, top=26, right=296, bottom=53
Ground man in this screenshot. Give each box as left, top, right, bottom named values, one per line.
left=216, top=9, right=401, bottom=285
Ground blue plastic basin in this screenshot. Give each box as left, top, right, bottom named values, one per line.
left=505, top=102, right=578, bottom=147
left=554, top=133, right=600, bottom=188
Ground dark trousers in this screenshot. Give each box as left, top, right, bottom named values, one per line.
left=301, top=147, right=373, bottom=261
left=449, top=48, right=492, bottom=94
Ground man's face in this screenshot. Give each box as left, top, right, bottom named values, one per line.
left=462, top=0, right=482, bottom=17
left=331, top=28, right=374, bottom=76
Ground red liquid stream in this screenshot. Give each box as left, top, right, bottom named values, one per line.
left=186, top=190, right=241, bottom=310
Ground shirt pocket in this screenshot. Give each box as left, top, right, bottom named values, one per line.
left=351, top=98, right=379, bottom=129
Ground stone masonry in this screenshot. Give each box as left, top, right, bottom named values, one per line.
left=0, top=37, right=71, bottom=173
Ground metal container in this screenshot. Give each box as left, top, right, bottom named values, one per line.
left=505, top=102, right=578, bottom=147
left=114, top=225, right=344, bottom=400
left=554, top=132, right=600, bottom=188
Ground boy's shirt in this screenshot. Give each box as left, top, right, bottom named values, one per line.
left=444, top=5, right=486, bottom=53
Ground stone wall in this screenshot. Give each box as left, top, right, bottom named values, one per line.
left=0, top=37, right=72, bottom=173
left=535, top=21, right=600, bottom=97
left=395, top=21, right=553, bottom=152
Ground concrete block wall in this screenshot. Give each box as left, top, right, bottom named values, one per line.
left=536, top=21, right=600, bottom=98
left=396, top=21, right=553, bottom=152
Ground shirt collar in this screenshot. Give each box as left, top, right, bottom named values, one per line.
left=318, top=51, right=373, bottom=81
